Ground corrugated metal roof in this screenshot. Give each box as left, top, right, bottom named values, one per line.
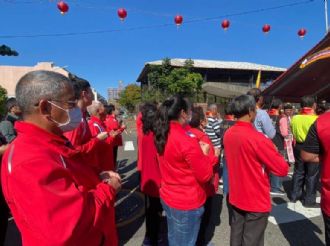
left=145, top=58, right=286, bottom=72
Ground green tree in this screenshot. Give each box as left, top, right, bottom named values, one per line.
left=0, top=86, right=7, bottom=117
left=118, top=84, right=141, bottom=113
left=145, top=58, right=204, bottom=102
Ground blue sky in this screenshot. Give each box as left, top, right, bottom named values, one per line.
left=0, top=0, right=327, bottom=98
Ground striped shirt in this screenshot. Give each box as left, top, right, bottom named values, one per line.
left=205, top=116, right=221, bottom=148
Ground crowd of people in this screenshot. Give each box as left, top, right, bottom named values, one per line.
left=0, top=69, right=329, bottom=246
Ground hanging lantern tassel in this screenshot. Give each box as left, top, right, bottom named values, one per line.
left=174, top=15, right=183, bottom=27
left=57, top=1, right=69, bottom=15
left=262, top=24, right=271, bottom=34
left=298, top=28, right=307, bottom=39
left=221, top=19, right=230, bottom=31
left=117, top=8, right=127, bottom=21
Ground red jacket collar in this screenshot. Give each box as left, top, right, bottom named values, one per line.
left=300, top=107, right=315, bottom=115
left=90, top=116, right=106, bottom=128
left=224, top=115, right=235, bottom=120
left=235, top=121, right=254, bottom=128
left=268, top=109, right=279, bottom=116
left=15, top=121, right=78, bottom=157
left=170, top=121, right=184, bottom=130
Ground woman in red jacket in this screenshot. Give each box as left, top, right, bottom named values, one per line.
left=189, top=107, right=220, bottom=246
left=154, top=95, right=215, bottom=246
left=140, top=102, right=163, bottom=246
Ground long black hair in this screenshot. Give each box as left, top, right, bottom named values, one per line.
left=154, top=95, right=190, bottom=155
left=141, top=102, right=157, bottom=135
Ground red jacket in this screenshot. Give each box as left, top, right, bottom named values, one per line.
left=189, top=127, right=219, bottom=197
left=315, top=112, right=330, bottom=216
left=88, top=116, right=115, bottom=171
left=1, top=122, right=117, bottom=246
left=224, top=121, right=288, bottom=212
left=64, top=111, right=101, bottom=170
left=158, top=121, right=214, bottom=210
left=105, top=115, right=124, bottom=147
left=136, top=113, right=143, bottom=171
left=140, top=131, right=161, bottom=197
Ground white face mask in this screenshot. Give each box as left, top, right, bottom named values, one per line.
left=48, top=101, right=82, bottom=132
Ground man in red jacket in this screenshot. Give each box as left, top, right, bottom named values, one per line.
left=301, top=111, right=330, bottom=245
left=104, top=104, right=126, bottom=168
left=64, top=76, right=108, bottom=171
left=224, top=95, right=288, bottom=246
left=87, top=101, right=118, bottom=172
left=1, top=70, right=121, bottom=246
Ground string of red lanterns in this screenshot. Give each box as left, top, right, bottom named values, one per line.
left=54, top=3, right=307, bottom=38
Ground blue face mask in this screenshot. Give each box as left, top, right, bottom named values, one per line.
left=48, top=101, right=82, bottom=132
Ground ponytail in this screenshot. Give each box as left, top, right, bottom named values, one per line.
left=154, top=99, right=171, bottom=155
left=154, top=95, right=189, bottom=155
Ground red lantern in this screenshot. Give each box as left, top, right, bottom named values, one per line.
left=118, top=8, right=127, bottom=21
left=262, top=24, right=271, bottom=34
left=174, top=15, right=183, bottom=26
left=57, top=1, right=69, bottom=15
left=298, top=28, right=307, bottom=38
left=221, top=19, right=230, bottom=30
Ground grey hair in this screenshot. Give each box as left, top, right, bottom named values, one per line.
left=208, top=104, right=217, bottom=111
left=15, top=70, right=71, bottom=115
left=87, top=101, right=103, bottom=116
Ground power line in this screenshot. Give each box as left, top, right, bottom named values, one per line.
left=0, top=0, right=316, bottom=39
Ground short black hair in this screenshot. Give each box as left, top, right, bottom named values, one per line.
left=229, top=94, right=256, bottom=119
left=247, top=88, right=262, bottom=102
left=106, top=104, right=115, bottom=115
left=270, top=98, right=283, bottom=110
left=69, top=74, right=91, bottom=100
left=189, top=106, right=205, bottom=128
left=301, top=96, right=315, bottom=108
left=5, top=97, right=18, bottom=112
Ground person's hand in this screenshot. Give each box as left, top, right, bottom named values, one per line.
left=121, top=124, right=126, bottom=130
left=99, top=171, right=122, bottom=192
left=109, top=130, right=119, bottom=138
left=214, top=148, right=221, bottom=157
left=99, top=170, right=121, bottom=181
left=0, top=144, right=8, bottom=155
left=96, top=132, right=108, bottom=141
left=107, top=177, right=122, bottom=192
left=199, top=141, right=210, bottom=155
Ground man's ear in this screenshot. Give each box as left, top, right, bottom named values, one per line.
left=38, top=100, right=51, bottom=116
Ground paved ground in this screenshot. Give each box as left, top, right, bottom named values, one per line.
left=5, top=130, right=326, bottom=246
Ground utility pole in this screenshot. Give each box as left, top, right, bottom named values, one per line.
left=325, top=0, right=329, bottom=33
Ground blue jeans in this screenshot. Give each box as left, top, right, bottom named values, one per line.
left=270, top=173, right=282, bottom=192
left=222, top=157, right=229, bottom=195
left=161, top=199, right=204, bottom=246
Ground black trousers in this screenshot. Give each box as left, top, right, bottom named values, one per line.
left=145, top=195, right=162, bottom=245
left=291, top=144, right=320, bottom=205
left=230, top=206, right=269, bottom=246
left=196, top=196, right=213, bottom=246
left=0, top=188, right=8, bottom=246
left=113, top=146, right=118, bottom=169
left=323, top=212, right=330, bottom=246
